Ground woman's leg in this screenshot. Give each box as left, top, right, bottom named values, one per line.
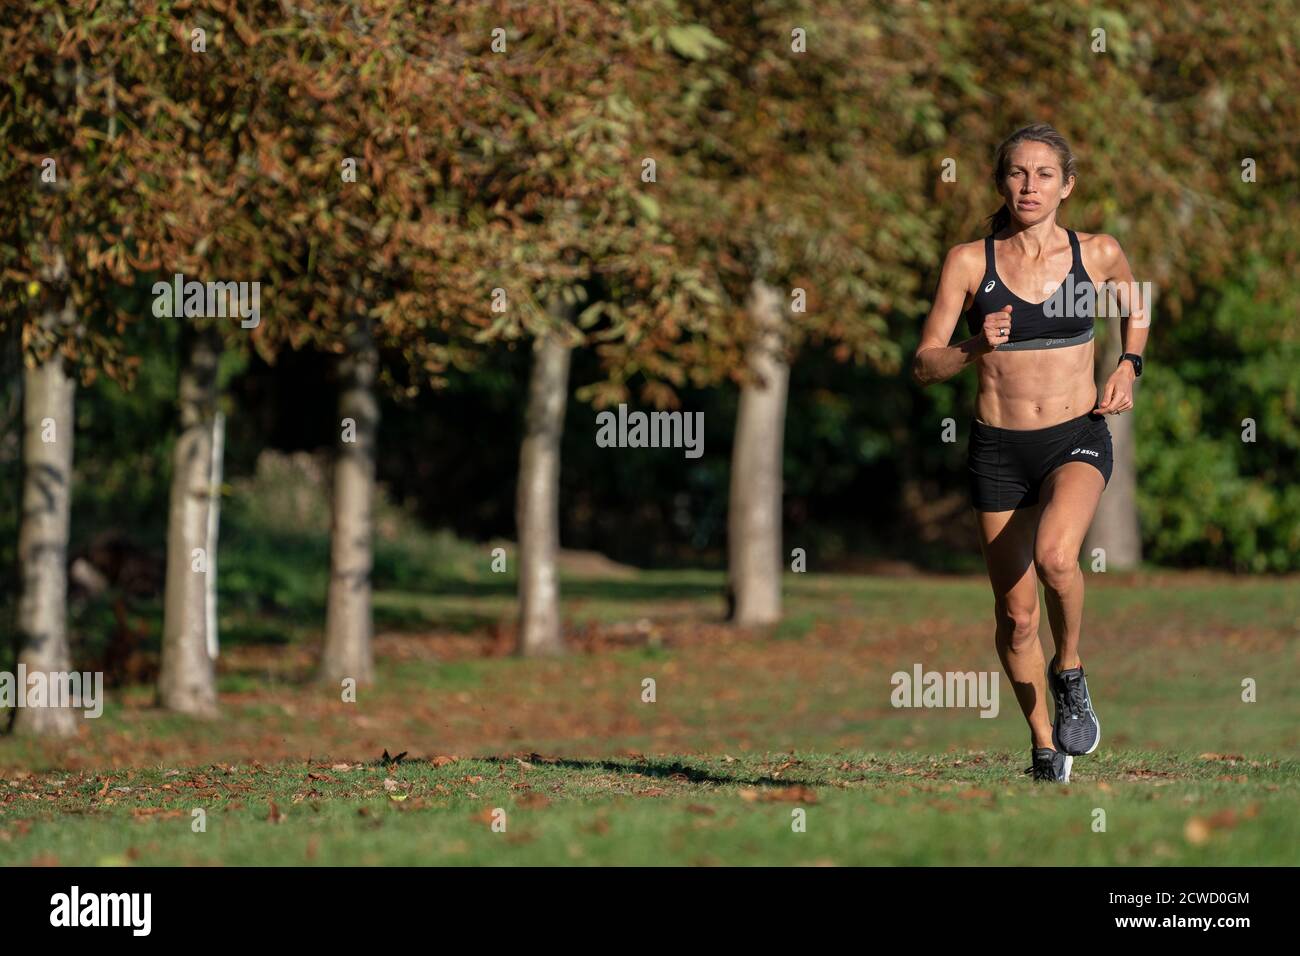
left=1034, top=462, right=1106, bottom=672
left=975, top=505, right=1053, bottom=749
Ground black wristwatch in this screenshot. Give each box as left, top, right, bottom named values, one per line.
left=1119, top=353, right=1143, bottom=377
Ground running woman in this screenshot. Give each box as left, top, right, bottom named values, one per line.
left=912, top=124, right=1148, bottom=783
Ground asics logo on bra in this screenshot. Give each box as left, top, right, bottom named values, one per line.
left=1071, top=447, right=1100, bottom=457
left=983, top=280, right=996, bottom=293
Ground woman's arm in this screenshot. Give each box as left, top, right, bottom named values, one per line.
left=912, top=244, right=1001, bottom=386
left=1093, top=235, right=1147, bottom=414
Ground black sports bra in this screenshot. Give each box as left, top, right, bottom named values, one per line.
left=964, top=229, right=1097, bottom=350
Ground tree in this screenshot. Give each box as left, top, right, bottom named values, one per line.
left=727, top=280, right=788, bottom=623
left=648, top=2, right=930, bottom=623
left=157, top=324, right=221, bottom=715
left=0, top=3, right=157, bottom=733
left=14, top=256, right=79, bottom=736
left=321, top=310, right=380, bottom=683
left=516, top=307, right=574, bottom=655
left=122, top=6, right=280, bottom=714
left=245, top=7, right=474, bottom=683
left=426, top=2, right=732, bottom=654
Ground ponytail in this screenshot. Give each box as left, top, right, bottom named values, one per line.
left=986, top=204, right=1012, bottom=235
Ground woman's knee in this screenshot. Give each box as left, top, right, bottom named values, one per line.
left=994, top=598, right=1038, bottom=648
left=1034, top=544, right=1080, bottom=592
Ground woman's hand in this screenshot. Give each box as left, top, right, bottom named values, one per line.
left=1096, top=362, right=1136, bottom=415
left=981, top=304, right=1013, bottom=351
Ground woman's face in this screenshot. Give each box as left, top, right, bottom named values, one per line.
left=1000, top=141, right=1074, bottom=225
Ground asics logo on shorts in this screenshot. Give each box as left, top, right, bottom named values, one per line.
left=1071, top=447, right=1100, bottom=457
left=984, top=280, right=996, bottom=293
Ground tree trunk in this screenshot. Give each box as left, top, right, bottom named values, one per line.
left=0, top=316, right=20, bottom=619
left=205, top=410, right=225, bottom=660
left=727, top=279, right=789, bottom=626
left=13, top=293, right=78, bottom=737
left=516, top=317, right=572, bottom=657
left=1083, top=312, right=1141, bottom=569
left=159, top=325, right=221, bottom=716
left=321, top=318, right=379, bottom=685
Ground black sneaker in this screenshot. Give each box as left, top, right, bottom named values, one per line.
left=1023, top=747, right=1072, bottom=783
left=1048, top=656, right=1101, bottom=755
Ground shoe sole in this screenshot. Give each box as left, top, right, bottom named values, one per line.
left=1048, top=661, right=1102, bottom=756
left=1052, top=716, right=1102, bottom=755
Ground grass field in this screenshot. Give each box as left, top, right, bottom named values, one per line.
left=2, top=558, right=1297, bottom=865
left=5, top=750, right=1295, bottom=866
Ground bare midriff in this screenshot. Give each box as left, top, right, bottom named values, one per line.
left=974, top=340, right=1097, bottom=429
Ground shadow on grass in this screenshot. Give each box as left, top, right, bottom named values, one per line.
left=380, top=753, right=803, bottom=789
left=420, top=577, right=722, bottom=602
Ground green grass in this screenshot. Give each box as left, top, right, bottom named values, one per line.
left=2, top=562, right=1296, bottom=865
left=3, top=751, right=1295, bottom=866
left=3, top=467, right=1297, bottom=865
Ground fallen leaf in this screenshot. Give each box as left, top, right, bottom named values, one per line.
left=1184, top=817, right=1211, bottom=845
left=130, top=807, right=183, bottom=819
left=759, top=786, right=817, bottom=804
left=1207, top=809, right=1238, bottom=829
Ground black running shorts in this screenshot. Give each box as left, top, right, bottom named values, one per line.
left=967, top=411, right=1113, bottom=512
